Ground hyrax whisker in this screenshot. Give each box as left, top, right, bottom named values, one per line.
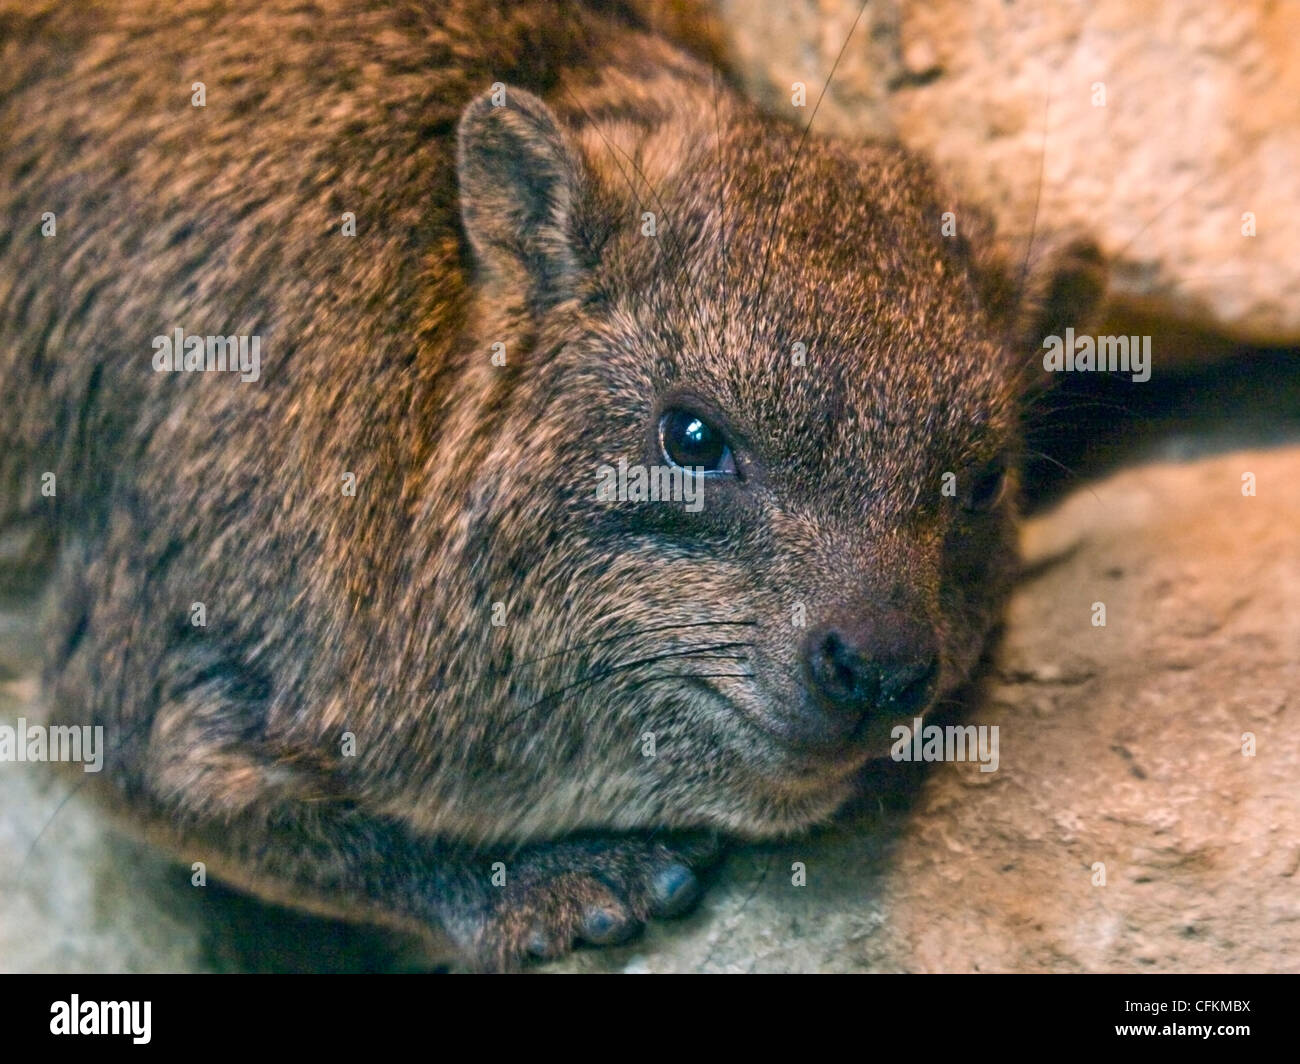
left=1021, top=448, right=1087, bottom=486
left=486, top=618, right=758, bottom=677
left=621, top=672, right=758, bottom=694
left=521, top=640, right=755, bottom=710
left=1008, top=90, right=1053, bottom=350
left=493, top=641, right=756, bottom=737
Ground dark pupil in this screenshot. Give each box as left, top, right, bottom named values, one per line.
left=970, top=466, right=1004, bottom=508
left=665, top=410, right=724, bottom=469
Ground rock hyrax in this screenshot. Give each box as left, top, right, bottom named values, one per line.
left=0, top=0, right=1102, bottom=969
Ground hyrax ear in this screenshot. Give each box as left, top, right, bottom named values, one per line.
left=456, top=86, right=585, bottom=313
left=1009, top=233, right=1108, bottom=354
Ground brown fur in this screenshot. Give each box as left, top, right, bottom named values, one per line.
left=0, top=0, right=1101, bottom=969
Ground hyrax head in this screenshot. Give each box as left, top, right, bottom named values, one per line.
left=433, top=85, right=1102, bottom=840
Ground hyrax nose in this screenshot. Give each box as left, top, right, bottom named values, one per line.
left=803, top=610, right=939, bottom=721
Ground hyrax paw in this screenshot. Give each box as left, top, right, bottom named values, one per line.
left=470, top=833, right=720, bottom=970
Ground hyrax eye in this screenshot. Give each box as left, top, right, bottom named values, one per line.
left=658, top=408, right=737, bottom=475
left=963, top=461, right=1008, bottom=512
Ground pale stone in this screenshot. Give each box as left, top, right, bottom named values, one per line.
left=713, top=0, right=1300, bottom=344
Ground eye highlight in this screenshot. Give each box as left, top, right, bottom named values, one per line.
left=658, top=408, right=737, bottom=475
left=963, top=460, right=1009, bottom=512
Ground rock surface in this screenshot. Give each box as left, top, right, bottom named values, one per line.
left=3, top=443, right=1296, bottom=972
left=712, top=0, right=1300, bottom=344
